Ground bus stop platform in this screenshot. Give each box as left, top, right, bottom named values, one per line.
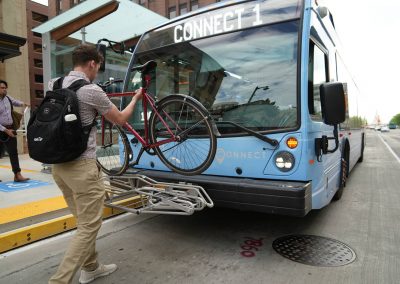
left=0, top=155, right=65, bottom=229
left=0, top=155, right=138, bottom=253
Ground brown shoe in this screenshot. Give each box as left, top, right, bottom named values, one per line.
left=14, top=172, right=30, bottom=182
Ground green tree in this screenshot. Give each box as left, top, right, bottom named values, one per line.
left=348, top=116, right=368, bottom=128
left=390, top=113, right=400, bottom=126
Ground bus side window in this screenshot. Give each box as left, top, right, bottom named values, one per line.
left=308, top=41, right=328, bottom=121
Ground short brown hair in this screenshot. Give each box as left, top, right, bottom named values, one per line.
left=72, top=44, right=104, bottom=67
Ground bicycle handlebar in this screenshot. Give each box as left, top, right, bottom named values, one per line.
left=96, top=38, right=125, bottom=54
left=97, top=78, right=124, bottom=91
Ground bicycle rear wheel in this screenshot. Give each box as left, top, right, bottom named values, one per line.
left=96, top=118, right=130, bottom=176
left=149, top=95, right=217, bottom=176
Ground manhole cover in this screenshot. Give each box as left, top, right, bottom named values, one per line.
left=272, top=234, right=356, bottom=267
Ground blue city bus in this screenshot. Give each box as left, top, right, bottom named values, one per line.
left=121, top=0, right=365, bottom=216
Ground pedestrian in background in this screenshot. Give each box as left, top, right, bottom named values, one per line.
left=48, top=45, right=143, bottom=284
left=0, top=79, right=30, bottom=182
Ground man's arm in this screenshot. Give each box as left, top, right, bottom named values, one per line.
left=103, top=89, right=143, bottom=126
left=8, top=96, right=29, bottom=107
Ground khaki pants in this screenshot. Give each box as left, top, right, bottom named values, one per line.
left=49, top=159, right=105, bottom=284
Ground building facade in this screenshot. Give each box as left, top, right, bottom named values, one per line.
left=0, top=0, right=48, bottom=109
left=0, top=0, right=29, bottom=103
left=142, top=0, right=216, bottom=19
left=0, top=0, right=30, bottom=153
left=26, top=1, right=49, bottom=108
left=49, top=0, right=219, bottom=19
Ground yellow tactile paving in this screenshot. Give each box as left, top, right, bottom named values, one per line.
left=0, top=165, right=40, bottom=173
left=0, top=196, right=67, bottom=225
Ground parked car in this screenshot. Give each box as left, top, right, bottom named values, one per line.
left=381, top=126, right=390, bottom=132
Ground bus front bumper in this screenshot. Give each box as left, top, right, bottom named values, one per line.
left=129, top=169, right=312, bottom=217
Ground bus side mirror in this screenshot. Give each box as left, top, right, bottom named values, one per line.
left=315, top=82, right=346, bottom=161
left=320, top=82, right=346, bottom=126
left=96, top=43, right=107, bottom=72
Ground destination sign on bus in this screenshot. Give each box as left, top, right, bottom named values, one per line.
left=137, top=0, right=301, bottom=53
left=174, top=4, right=263, bottom=43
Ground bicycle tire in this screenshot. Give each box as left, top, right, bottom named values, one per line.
left=96, top=119, right=130, bottom=176
left=149, top=95, right=217, bottom=176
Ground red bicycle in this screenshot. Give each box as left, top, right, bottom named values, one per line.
left=96, top=60, right=218, bottom=176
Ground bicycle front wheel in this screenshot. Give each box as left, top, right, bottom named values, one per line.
left=149, top=95, right=217, bottom=176
left=96, top=119, right=130, bottom=176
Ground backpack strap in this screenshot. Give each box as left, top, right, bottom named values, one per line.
left=53, top=77, right=89, bottom=92
left=53, top=77, right=64, bottom=90
left=82, top=115, right=98, bottom=132
left=6, top=96, right=14, bottom=111
left=67, top=79, right=90, bottom=92
left=66, top=79, right=97, bottom=130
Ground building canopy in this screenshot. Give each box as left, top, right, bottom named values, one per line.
left=0, top=33, right=26, bottom=62
left=31, top=0, right=167, bottom=95
left=32, top=0, right=167, bottom=43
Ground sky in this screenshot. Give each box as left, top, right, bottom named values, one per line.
left=324, top=0, right=400, bottom=124
left=32, top=0, right=48, bottom=5
left=31, top=0, right=399, bottom=123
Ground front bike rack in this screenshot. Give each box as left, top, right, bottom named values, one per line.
left=103, top=174, right=214, bottom=215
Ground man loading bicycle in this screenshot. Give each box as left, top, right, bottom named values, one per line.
left=48, top=45, right=142, bottom=284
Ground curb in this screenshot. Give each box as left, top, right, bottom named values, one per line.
left=0, top=195, right=142, bottom=253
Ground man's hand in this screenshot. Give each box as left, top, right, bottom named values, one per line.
left=5, top=129, right=16, bottom=138
left=104, top=88, right=144, bottom=126
left=133, top=88, right=144, bottom=101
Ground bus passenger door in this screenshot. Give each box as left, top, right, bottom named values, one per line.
left=308, top=21, right=342, bottom=203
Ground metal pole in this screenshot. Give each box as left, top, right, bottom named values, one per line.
left=81, top=27, right=86, bottom=44
left=42, top=32, right=52, bottom=93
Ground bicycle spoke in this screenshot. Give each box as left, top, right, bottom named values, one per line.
left=175, top=101, right=186, bottom=135
left=175, top=117, right=209, bottom=138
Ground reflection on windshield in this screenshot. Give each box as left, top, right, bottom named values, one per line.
left=127, top=21, right=298, bottom=134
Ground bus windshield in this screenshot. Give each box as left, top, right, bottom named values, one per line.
left=126, top=1, right=300, bottom=134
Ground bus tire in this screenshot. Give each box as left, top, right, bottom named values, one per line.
left=333, top=143, right=349, bottom=201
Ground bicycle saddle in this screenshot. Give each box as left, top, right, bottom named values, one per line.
left=131, top=60, right=157, bottom=73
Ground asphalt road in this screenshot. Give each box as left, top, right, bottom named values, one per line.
left=1, top=130, right=400, bottom=284
left=379, top=128, right=400, bottom=159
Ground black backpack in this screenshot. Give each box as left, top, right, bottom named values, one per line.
left=27, top=77, right=95, bottom=164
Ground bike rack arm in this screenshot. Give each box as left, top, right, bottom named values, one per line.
left=103, top=174, right=214, bottom=216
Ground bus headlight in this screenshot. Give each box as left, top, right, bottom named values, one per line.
left=274, top=151, right=295, bottom=172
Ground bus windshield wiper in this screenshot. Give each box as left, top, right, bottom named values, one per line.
left=215, top=121, right=279, bottom=147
